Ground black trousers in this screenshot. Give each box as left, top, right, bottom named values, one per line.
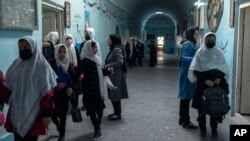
left=89, top=108, right=103, bottom=132
left=70, top=94, right=79, bottom=109
left=51, top=93, right=69, bottom=138
left=197, top=109, right=218, bottom=132
left=179, top=99, right=191, bottom=124
left=14, top=133, right=38, bottom=141
left=137, top=57, right=143, bottom=67
left=51, top=109, right=67, bottom=137
left=112, top=100, right=121, bottom=116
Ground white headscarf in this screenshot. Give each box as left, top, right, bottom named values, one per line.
left=64, top=33, right=78, bottom=67
left=80, top=40, right=108, bottom=96
left=55, top=44, right=70, bottom=73
left=85, top=28, right=95, bottom=39
left=5, top=36, right=58, bottom=137
left=188, top=32, right=229, bottom=83
left=44, top=31, right=59, bottom=46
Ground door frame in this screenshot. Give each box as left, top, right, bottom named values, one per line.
left=42, top=2, right=65, bottom=43
left=235, top=2, right=250, bottom=114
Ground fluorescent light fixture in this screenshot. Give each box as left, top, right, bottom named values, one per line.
left=155, top=12, right=163, bottom=14
left=194, top=0, right=205, bottom=8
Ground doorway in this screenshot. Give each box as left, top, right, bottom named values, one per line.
left=42, top=2, right=64, bottom=43
left=236, top=4, right=250, bottom=114
left=157, top=36, right=164, bottom=51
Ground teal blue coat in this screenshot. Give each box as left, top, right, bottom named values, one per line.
left=178, top=41, right=197, bottom=99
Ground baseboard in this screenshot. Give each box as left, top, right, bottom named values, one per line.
left=229, top=113, right=250, bottom=125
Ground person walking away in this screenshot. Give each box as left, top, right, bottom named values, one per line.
left=148, top=40, right=157, bottom=67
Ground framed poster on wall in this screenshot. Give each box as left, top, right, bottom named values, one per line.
left=229, top=0, right=235, bottom=27
left=0, top=0, right=38, bottom=30
left=207, top=0, right=224, bottom=32
left=64, top=1, right=71, bottom=27
left=84, top=10, right=90, bottom=29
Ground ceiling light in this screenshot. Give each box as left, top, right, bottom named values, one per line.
left=194, top=0, right=205, bottom=7
left=155, top=12, right=163, bottom=14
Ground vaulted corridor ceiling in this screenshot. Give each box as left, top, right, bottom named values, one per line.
left=109, top=0, right=197, bottom=24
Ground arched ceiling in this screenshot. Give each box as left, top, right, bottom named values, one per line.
left=145, top=14, right=175, bottom=28
left=109, top=0, right=197, bottom=25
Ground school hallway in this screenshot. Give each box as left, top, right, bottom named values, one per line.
left=38, top=52, right=235, bottom=141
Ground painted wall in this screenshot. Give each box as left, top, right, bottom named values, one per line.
left=0, top=0, right=43, bottom=139
left=0, top=0, right=140, bottom=139
left=65, top=0, right=140, bottom=57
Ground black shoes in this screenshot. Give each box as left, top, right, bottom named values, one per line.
left=108, top=113, right=114, bottom=118
left=212, top=129, right=218, bottom=137
left=81, top=106, right=86, bottom=111
left=200, top=131, right=207, bottom=140
left=182, top=122, right=198, bottom=129
left=92, top=130, right=102, bottom=141
left=108, top=114, right=121, bottom=121
left=179, top=118, right=182, bottom=125
left=58, top=136, right=65, bottom=141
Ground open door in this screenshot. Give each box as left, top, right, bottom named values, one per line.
left=42, top=3, right=64, bottom=43
left=239, top=7, right=250, bottom=114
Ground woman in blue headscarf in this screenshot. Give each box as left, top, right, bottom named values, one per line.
left=178, top=26, right=199, bottom=129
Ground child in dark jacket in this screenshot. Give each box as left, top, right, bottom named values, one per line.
left=51, top=44, right=77, bottom=141
left=79, top=40, right=113, bottom=140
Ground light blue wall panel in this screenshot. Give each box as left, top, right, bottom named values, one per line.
left=0, top=0, right=139, bottom=139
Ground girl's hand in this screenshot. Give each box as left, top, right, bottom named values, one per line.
left=205, top=80, right=214, bottom=87
left=42, top=117, right=52, bottom=128
left=67, top=88, right=73, bottom=97
left=108, top=68, right=114, bottom=74
left=57, top=83, right=66, bottom=89
left=214, top=78, right=220, bottom=85
left=79, top=73, right=84, bottom=80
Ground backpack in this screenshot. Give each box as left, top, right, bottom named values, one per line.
left=202, top=87, right=230, bottom=116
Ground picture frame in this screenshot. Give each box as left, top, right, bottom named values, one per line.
left=64, top=1, right=71, bottom=27
left=207, top=0, right=224, bottom=32
left=229, top=0, right=235, bottom=27
left=0, top=0, right=38, bottom=30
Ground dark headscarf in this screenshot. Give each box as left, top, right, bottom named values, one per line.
left=185, top=26, right=199, bottom=44
left=109, top=34, right=122, bottom=46
left=42, top=41, right=55, bottom=61
left=180, top=30, right=187, bottom=44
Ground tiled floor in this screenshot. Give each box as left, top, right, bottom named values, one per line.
left=39, top=53, right=234, bottom=141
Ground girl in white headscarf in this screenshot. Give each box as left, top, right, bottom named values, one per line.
left=43, top=32, right=59, bottom=63
left=44, top=31, right=59, bottom=46
left=3, top=36, right=57, bottom=140
left=79, top=40, right=113, bottom=140
left=188, top=32, right=229, bottom=139
left=79, top=28, right=95, bottom=52
left=64, top=33, right=78, bottom=67
left=50, top=44, right=76, bottom=141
